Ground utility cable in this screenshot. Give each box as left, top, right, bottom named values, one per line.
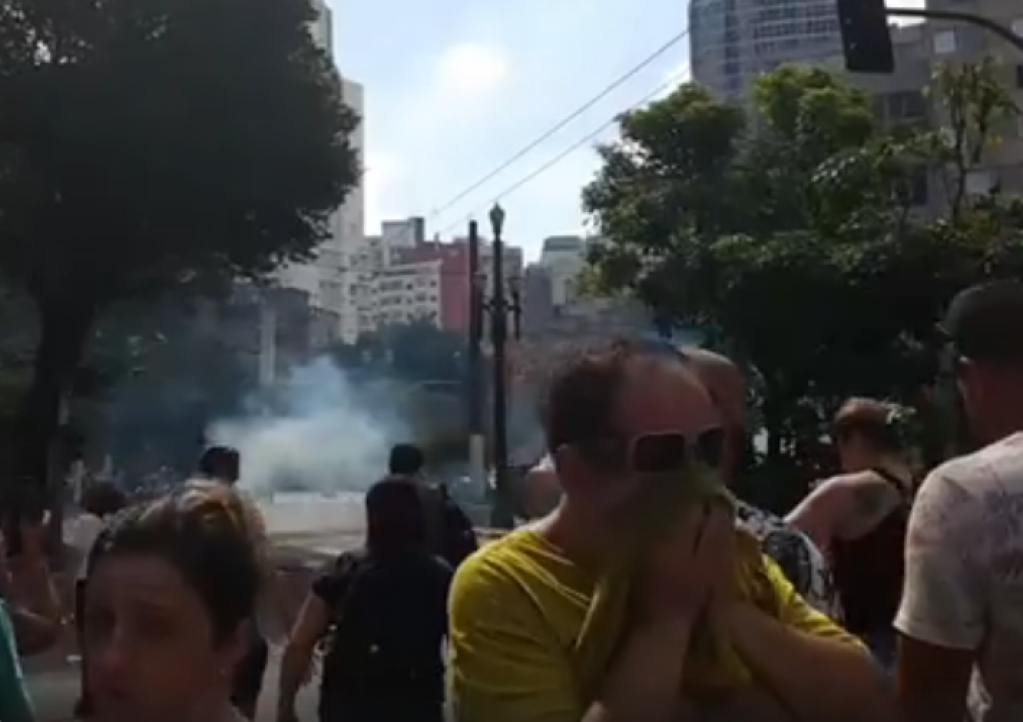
left=424, top=27, right=692, bottom=221
left=436, top=71, right=686, bottom=237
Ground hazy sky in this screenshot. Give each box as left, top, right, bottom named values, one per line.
left=328, top=0, right=925, bottom=259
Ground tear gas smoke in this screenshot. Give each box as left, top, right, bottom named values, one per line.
left=208, top=357, right=408, bottom=493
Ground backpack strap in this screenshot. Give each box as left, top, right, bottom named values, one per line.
left=321, top=550, right=372, bottom=635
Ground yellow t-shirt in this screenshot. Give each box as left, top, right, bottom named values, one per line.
left=448, top=528, right=862, bottom=722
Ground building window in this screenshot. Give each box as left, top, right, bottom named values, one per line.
left=1013, top=18, right=1023, bottom=38
left=933, top=29, right=957, bottom=55
left=1016, top=64, right=1023, bottom=90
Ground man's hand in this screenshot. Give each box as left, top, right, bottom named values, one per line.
left=639, top=504, right=735, bottom=624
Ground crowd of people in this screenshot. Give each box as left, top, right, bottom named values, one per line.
left=1, top=279, right=1023, bottom=722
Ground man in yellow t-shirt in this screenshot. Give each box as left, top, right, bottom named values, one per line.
left=448, top=340, right=896, bottom=722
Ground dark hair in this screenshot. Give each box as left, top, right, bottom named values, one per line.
left=541, top=338, right=673, bottom=455
left=81, top=481, right=127, bottom=518
left=833, top=398, right=902, bottom=453
left=88, top=481, right=265, bottom=643
left=388, top=443, right=425, bottom=476
left=942, top=280, right=1023, bottom=363
left=364, top=476, right=429, bottom=556
left=197, top=446, right=240, bottom=482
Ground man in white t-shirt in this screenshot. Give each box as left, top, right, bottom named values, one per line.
left=896, top=281, right=1023, bottom=722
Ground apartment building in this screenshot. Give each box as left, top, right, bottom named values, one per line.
left=690, top=0, right=843, bottom=102
left=835, top=5, right=1023, bottom=213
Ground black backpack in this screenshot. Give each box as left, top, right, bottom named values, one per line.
left=434, top=485, right=478, bottom=568
left=320, top=551, right=446, bottom=707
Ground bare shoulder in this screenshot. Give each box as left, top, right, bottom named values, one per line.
left=830, top=471, right=905, bottom=540
left=805, top=471, right=897, bottom=512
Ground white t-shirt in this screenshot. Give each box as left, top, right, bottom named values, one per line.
left=65, top=513, right=105, bottom=581
left=896, top=432, right=1023, bottom=722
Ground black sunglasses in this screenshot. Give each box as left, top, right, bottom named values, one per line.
left=628, top=428, right=725, bottom=474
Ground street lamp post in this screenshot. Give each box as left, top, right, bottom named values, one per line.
left=465, top=206, right=522, bottom=528
left=488, top=203, right=517, bottom=529
left=466, top=221, right=486, bottom=498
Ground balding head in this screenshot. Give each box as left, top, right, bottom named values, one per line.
left=543, top=339, right=718, bottom=516
left=684, top=348, right=745, bottom=432
left=682, top=348, right=745, bottom=481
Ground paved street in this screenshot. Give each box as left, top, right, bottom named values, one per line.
left=27, top=646, right=320, bottom=722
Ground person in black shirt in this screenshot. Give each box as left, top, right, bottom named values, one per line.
left=197, top=445, right=241, bottom=486
left=276, top=475, right=452, bottom=722
left=388, top=443, right=478, bottom=568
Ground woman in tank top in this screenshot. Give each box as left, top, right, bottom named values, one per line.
left=787, top=398, right=914, bottom=667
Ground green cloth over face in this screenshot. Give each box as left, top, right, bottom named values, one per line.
left=571, top=464, right=770, bottom=702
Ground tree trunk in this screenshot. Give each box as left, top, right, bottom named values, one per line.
left=15, top=300, right=96, bottom=550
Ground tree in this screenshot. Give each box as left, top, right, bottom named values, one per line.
left=332, top=320, right=466, bottom=385
left=0, top=0, right=359, bottom=482
left=584, top=62, right=1023, bottom=506
left=81, top=291, right=257, bottom=473
left=585, top=68, right=884, bottom=464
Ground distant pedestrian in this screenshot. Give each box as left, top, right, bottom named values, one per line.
left=389, top=443, right=478, bottom=568
left=278, top=475, right=452, bottom=722
left=197, top=445, right=241, bottom=486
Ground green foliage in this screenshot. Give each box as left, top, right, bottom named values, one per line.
left=0, top=0, right=358, bottom=299
left=584, top=61, right=1023, bottom=502
left=75, top=291, right=254, bottom=471
left=329, top=320, right=469, bottom=457
left=331, top=320, right=466, bottom=385
left=0, top=0, right=359, bottom=480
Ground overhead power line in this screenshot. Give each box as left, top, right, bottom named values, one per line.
left=437, top=71, right=686, bottom=237
left=424, top=27, right=692, bottom=223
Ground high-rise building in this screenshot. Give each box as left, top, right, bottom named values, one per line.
left=538, top=235, right=586, bottom=307
left=521, top=264, right=555, bottom=338
left=345, top=223, right=525, bottom=337
left=920, top=0, right=1023, bottom=194
left=309, top=0, right=333, bottom=50
left=828, top=7, right=1023, bottom=213
left=274, top=0, right=367, bottom=346
left=331, top=76, right=366, bottom=343
left=338, top=77, right=366, bottom=252
left=689, top=0, right=843, bottom=102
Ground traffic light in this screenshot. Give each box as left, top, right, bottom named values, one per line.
left=836, top=0, right=895, bottom=74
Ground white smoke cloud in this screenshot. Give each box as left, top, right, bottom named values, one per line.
left=208, top=357, right=407, bottom=493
